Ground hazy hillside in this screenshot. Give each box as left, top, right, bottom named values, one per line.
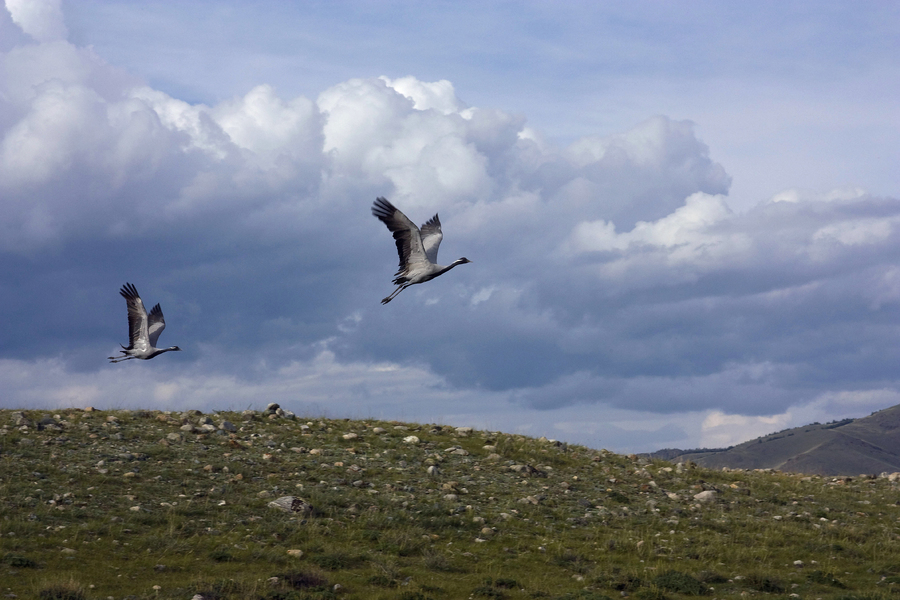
left=2, top=407, right=900, bottom=600
left=649, top=404, right=900, bottom=475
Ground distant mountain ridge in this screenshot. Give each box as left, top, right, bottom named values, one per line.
left=647, top=404, right=900, bottom=476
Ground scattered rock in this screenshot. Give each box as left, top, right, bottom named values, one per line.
left=693, top=490, right=717, bottom=503
left=36, top=416, right=57, bottom=430
left=268, top=496, right=313, bottom=514
left=510, top=464, right=546, bottom=477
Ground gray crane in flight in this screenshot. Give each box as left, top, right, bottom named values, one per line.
left=108, top=282, right=182, bottom=362
left=372, top=197, right=471, bottom=304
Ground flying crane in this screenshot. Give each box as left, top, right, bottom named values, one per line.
left=108, top=282, right=182, bottom=362
left=372, top=197, right=471, bottom=304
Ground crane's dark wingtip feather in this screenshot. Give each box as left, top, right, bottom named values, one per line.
left=372, top=197, right=395, bottom=220
left=120, top=282, right=140, bottom=301
left=119, top=283, right=141, bottom=298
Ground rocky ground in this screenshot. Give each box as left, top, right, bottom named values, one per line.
left=1, top=406, right=900, bottom=599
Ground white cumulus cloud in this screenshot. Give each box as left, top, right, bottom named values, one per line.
left=5, top=0, right=66, bottom=43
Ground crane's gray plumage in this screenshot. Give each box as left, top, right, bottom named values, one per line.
left=372, top=197, right=471, bottom=304
left=108, top=282, right=182, bottom=362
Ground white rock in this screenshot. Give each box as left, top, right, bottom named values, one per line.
left=268, top=496, right=313, bottom=514
left=693, top=490, right=716, bottom=503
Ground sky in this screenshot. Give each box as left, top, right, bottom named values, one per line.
left=1, top=0, right=899, bottom=454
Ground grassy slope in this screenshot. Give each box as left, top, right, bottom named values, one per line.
left=2, top=408, right=900, bottom=600
left=656, top=405, right=900, bottom=475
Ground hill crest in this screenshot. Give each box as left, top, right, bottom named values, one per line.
left=648, top=404, right=900, bottom=475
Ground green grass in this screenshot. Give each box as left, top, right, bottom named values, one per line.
left=1, top=408, right=900, bottom=599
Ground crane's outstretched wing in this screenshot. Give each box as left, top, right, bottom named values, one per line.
left=147, top=303, right=167, bottom=347
left=419, top=214, right=443, bottom=264
left=119, top=282, right=150, bottom=352
left=372, top=197, right=426, bottom=271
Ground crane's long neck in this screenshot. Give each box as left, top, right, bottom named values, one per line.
left=437, top=258, right=468, bottom=275
left=149, top=346, right=180, bottom=359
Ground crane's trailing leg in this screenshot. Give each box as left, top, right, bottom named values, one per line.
left=382, top=284, right=408, bottom=304
left=108, top=355, right=136, bottom=363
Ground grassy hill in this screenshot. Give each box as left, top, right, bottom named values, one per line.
left=2, top=407, right=900, bottom=600
left=649, top=404, right=900, bottom=476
